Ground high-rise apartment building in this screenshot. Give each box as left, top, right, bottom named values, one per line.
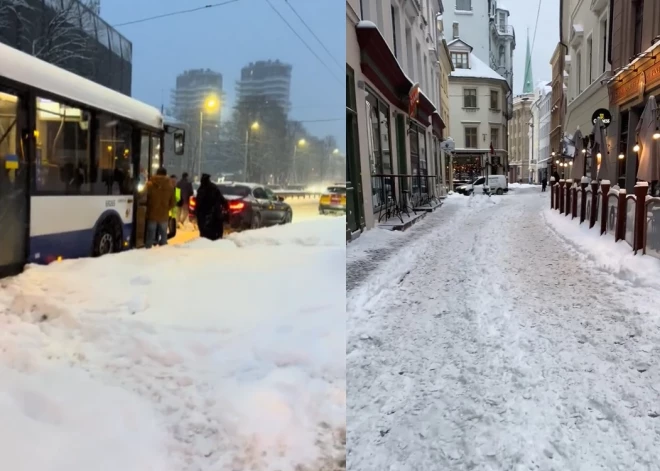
left=236, top=60, right=292, bottom=112
left=171, top=69, right=224, bottom=175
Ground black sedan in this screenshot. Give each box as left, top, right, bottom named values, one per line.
left=218, top=183, right=293, bottom=231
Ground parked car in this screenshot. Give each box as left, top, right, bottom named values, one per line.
left=217, top=183, right=293, bottom=231
left=457, top=175, right=508, bottom=196
left=319, top=184, right=346, bottom=214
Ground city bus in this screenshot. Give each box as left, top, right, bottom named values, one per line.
left=0, top=42, right=185, bottom=278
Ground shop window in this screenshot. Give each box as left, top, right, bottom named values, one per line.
left=463, top=88, right=477, bottom=108
left=95, top=113, right=134, bottom=195
left=465, top=127, right=477, bottom=148
left=418, top=129, right=428, bottom=193
left=365, top=88, right=392, bottom=210
left=35, top=98, right=91, bottom=194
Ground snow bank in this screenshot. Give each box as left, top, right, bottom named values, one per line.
left=0, top=219, right=345, bottom=470
left=509, top=183, right=537, bottom=189
left=543, top=208, right=660, bottom=289
left=228, top=217, right=345, bottom=248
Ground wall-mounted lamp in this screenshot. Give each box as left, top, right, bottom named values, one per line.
left=618, top=153, right=625, bottom=160
left=633, top=143, right=640, bottom=152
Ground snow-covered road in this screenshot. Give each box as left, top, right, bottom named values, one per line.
left=0, top=219, right=346, bottom=471
left=347, top=189, right=660, bottom=470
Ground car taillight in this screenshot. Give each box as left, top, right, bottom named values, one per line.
left=229, top=201, right=245, bottom=212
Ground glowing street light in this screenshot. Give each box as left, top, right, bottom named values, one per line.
left=244, top=121, right=261, bottom=180
left=333, top=148, right=339, bottom=154
left=198, top=95, right=221, bottom=177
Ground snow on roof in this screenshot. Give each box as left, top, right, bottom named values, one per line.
left=0, top=42, right=163, bottom=130
left=356, top=20, right=378, bottom=29
left=450, top=53, right=508, bottom=84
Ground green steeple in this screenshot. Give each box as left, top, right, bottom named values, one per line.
left=522, top=29, right=534, bottom=94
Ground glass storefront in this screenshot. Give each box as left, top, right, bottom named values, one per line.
left=365, top=87, right=392, bottom=210
left=409, top=122, right=427, bottom=200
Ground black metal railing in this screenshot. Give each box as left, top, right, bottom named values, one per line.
left=372, top=174, right=441, bottom=223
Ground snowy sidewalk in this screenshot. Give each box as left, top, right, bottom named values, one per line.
left=0, top=219, right=345, bottom=471
left=347, top=189, right=660, bottom=470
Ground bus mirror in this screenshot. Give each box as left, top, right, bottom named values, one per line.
left=173, top=131, right=185, bottom=155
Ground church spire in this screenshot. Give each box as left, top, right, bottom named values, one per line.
left=522, top=28, right=534, bottom=94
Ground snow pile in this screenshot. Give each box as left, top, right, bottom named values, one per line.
left=509, top=182, right=537, bottom=189
left=0, top=219, right=345, bottom=470
left=229, top=217, right=345, bottom=248
left=543, top=208, right=660, bottom=289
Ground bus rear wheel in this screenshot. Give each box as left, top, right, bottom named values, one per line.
left=93, top=218, right=122, bottom=257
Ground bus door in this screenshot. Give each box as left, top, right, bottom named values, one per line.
left=133, top=131, right=151, bottom=248
left=0, top=87, right=30, bottom=277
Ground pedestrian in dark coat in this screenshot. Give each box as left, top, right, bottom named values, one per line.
left=541, top=177, right=548, bottom=192
left=195, top=173, right=228, bottom=241
left=176, top=172, right=194, bottom=226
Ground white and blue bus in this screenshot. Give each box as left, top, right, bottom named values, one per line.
left=0, top=42, right=185, bottom=278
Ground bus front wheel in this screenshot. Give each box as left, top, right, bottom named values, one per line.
left=93, top=218, right=122, bottom=257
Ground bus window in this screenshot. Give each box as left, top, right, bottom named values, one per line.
left=138, top=132, right=150, bottom=192
left=96, top=113, right=133, bottom=195
left=151, top=134, right=160, bottom=171
left=35, top=97, right=91, bottom=194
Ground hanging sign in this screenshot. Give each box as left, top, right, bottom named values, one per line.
left=592, top=108, right=612, bottom=128
left=408, top=83, right=420, bottom=118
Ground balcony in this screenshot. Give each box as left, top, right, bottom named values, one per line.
left=496, top=24, right=514, bottom=36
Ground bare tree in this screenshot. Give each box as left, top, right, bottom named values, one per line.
left=0, top=0, right=31, bottom=46
left=29, top=0, right=94, bottom=68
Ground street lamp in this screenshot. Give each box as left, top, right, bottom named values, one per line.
left=198, top=95, right=220, bottom=177
left=244, top=121, right=260, bottom=181
left=292, top=139, right=307, bottom=183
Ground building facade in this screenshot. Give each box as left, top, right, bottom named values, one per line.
left=607, top=0, right=660, bottom=192
left=531, top=82, right=553, bottom=182
left=441, top=0, right=515, bottom=90
left=437, top=11, right=454, bottom=194
left=171, top=69, right=224, bottom=177
left=0, top=0, right=132, bottom=94
left=508, top=94, right=534, bottom=182
left=448, top=39, right=510, bottom=184
left=562, top=0, right=612, bottom=180
left=236, top=60, right=292, bottom=113
left=440, top=0, right=490, bottom=65
left=346, top=0, right=445, bottom=236
left=549, top=42, right=566, bottom=179
left=488, top=1, right=515, bottom=90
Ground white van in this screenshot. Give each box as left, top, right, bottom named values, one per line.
left=459, top=175, right=508, bottom=195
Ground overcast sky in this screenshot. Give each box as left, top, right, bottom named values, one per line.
left=104, top=0, right=344, bottom=150
left=505, top=0, right=560, bottom=93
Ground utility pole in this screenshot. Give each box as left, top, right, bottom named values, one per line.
left=243, top=128, right=250, bottom=181
left=198, top=110, right=203, bottom=178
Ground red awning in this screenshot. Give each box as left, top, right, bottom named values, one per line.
left=356, top=22, right=436, bottom=125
